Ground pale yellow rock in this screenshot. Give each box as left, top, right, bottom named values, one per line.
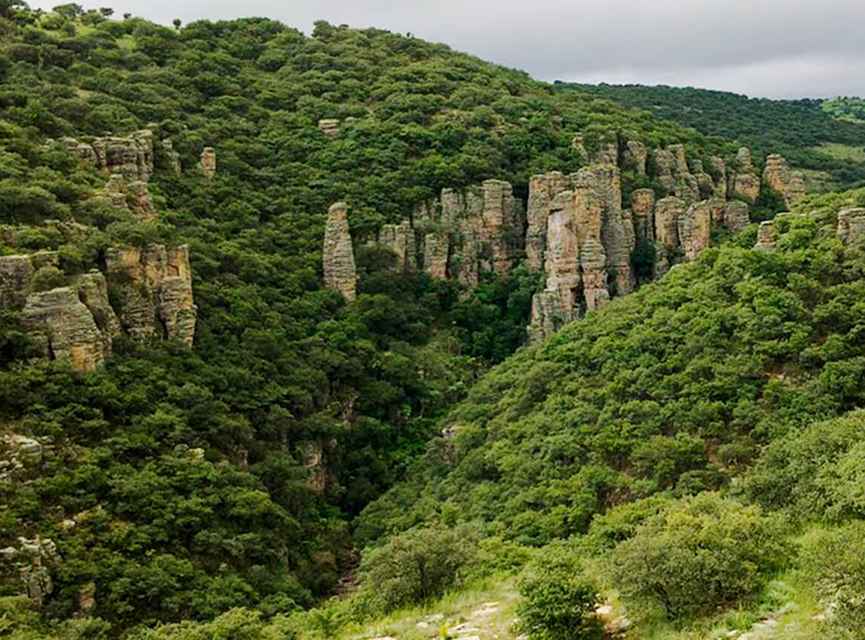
left=322, top=202, right=357, bottom=301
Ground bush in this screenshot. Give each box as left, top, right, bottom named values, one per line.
left=610, top=493, right=789, bottom=621
left=799, top=522, right=865, bottom=638
left=357, top=525, right=475, bottom=612
left=516, top=543, right=603, bottom=640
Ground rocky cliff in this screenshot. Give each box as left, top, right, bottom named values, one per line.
left=322, top=138, right=806, bottom=342
left=61, top=130, right=154, bottom=182
left=0, top=244, right=196, bottom=373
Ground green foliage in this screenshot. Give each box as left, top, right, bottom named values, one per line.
left=515, top=544, right=603, bottom=640
left=361, top=194, right=865, bottom=544
left=798, top=522, right=865, bottom=638
left=356, top=525, right=476, bottom=613
left=561, top=83, right=865, bottom=189
left=610, top=493, right=789, bottom=621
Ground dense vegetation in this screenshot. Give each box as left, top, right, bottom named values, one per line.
left=559, top=83, right=865, bottom=189
left=4, top=3, right=865, bottom=640
left=822, top=97, right=865, bottom=123
left=0, top=2, right=750, bottom=635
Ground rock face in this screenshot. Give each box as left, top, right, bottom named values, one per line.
left=728, top=147, right=761, bottom=204
left=0, top=536, right=58, bottom=608
left=322, top=202, right=357, bottom=301
left=22, top=287, right=108, bottom=373
left=837, top=208, right=865, bottom=246
left=199, top=147, right=217, bottom=180
left=654, top=196, right=686, bottom=277
left=631, top=189, right=656, bottom=244
left=622, top=140, right=648, bottom=174
left=64, top=130, right=154, bottom=182
left=377, top=221, right=415, bottom=272
left=103, top=174, right=157, bottom=220
left=105, top=244, right=197, bottom=346
left=318, top=119, right=341, bottom=139
left=526, top=172, right=570, bottom=269
left=755, top=220, right=779, bottom=251
left=722, top=200, right=751, bottom=232
left=678, top=201, right=713, bottom=263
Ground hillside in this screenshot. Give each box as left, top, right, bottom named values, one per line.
left=0, top=2, right=783, bottom=633
left=2, top=4, right=865, bottom=640
left=560, top=83, right=865, bottom=190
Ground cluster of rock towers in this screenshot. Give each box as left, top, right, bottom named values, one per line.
left=322, top=136, right=807, bottom=342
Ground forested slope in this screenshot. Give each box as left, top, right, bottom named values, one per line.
left=0, top=3, right=750, bottom=633
left=560, top=83, right=865, bottom=188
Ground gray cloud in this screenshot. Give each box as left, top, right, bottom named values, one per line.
left=31, top=0, right=865, bottom=98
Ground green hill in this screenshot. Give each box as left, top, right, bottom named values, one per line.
left=559, top=83, right=865, bottom=190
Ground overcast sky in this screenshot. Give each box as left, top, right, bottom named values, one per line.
left=32, top=0, right=865, bottom=98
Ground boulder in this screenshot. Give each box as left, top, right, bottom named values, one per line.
left=322, top=203, right=357, bottom=301
left=318, top=119, right=341, bottom=139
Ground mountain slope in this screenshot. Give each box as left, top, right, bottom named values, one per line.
left=359, top=188, right=865, bottom=545
left=559, top=83, right=865, bottom=189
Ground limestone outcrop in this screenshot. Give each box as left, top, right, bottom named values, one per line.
left=654, top=196, right=686, bottom=277
left=104, top=244, right=197, bottom=346
left=199, top=147, right=217, bottom=180
left=22, top=286, right=108, bottom=373
left=837, top=208, right=865, bottom=246
left=63, top=130, right=154, bottom=182
left=318, top=119, right=341, bottom=139
left=755, top=220, right=779, bottom=251
left=323, top=202, right=357, bottom=301
left=622, top=140, right=648, bottom=175
left=527, top=172, right=570, bottom=269
left=377, top=221, right=415, bottom=272
left=728, top=147, right=761, bottom=204
left=678, top=201, right=713, bottom=263
left=762, top=154, right=807, bottom=208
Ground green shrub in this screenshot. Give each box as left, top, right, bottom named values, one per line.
left=515, top=543, right=603, bottom=640
left=29, top=265, right=68, bottom=292
left=357, top=525, right=475, bottom=612
left=799, top=522, right=865, bottom=638
left=610, top=493, right=789, bottom=621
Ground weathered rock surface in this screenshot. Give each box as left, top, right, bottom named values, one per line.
left=22, top=286, right=108, bottom=373
left=622, top=140, right=648, bottom=174
left=1, top=536, right=58, bottom=608
left=526, top=172, right=569, bottom=269
left=199, top=147, right=217, bottom=180
left=762, top=154, right=807, bottom=208
left=654, top=196, right=686, bottom=277
left=318, top=119, right=341, bottom=139
left=729, top=147, right=761, bottom=204
left=837, top=208, right=865, bottom=246
left=102, top=175, right=157, bottom=220
left=707, top=156, right=728, bottom=199
left=64, top=130, right=154, bottom=182
left=722, top=200, right=751, bottom=232
left=76, top=270, right=120, bottom=354
left=377, top=221, right=415, bottom=272
left=786, top=171, right=807, bottom=208
left=105, top=244, right=197, bottom=345
left=678, top=201, right=713, bottom=263
left=322, top=202, right=357, bottom=301
left=0, top=255, right=36, bottom=309
left=593, top=133, right=619, bottom=165
left=755, top=220, right=779, bottom=251
left=631, top=189, right=656, bottom=244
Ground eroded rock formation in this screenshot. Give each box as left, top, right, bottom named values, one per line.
left=837, top=208, right=865, bottom=246
left=318, top=119, right=341, bottom=139
left=105, top=244, right=197, bottom=346
left=63, top=130, right=154, bottom=182
left=728, top=147, right=761, bottom=204
left=199, top=147, right=217, bottom=180
left=323, top=202, right=357, bottom=301
left=377, top=221, right=415, bottom=272
left=763, top=154, right=807, bottom=208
